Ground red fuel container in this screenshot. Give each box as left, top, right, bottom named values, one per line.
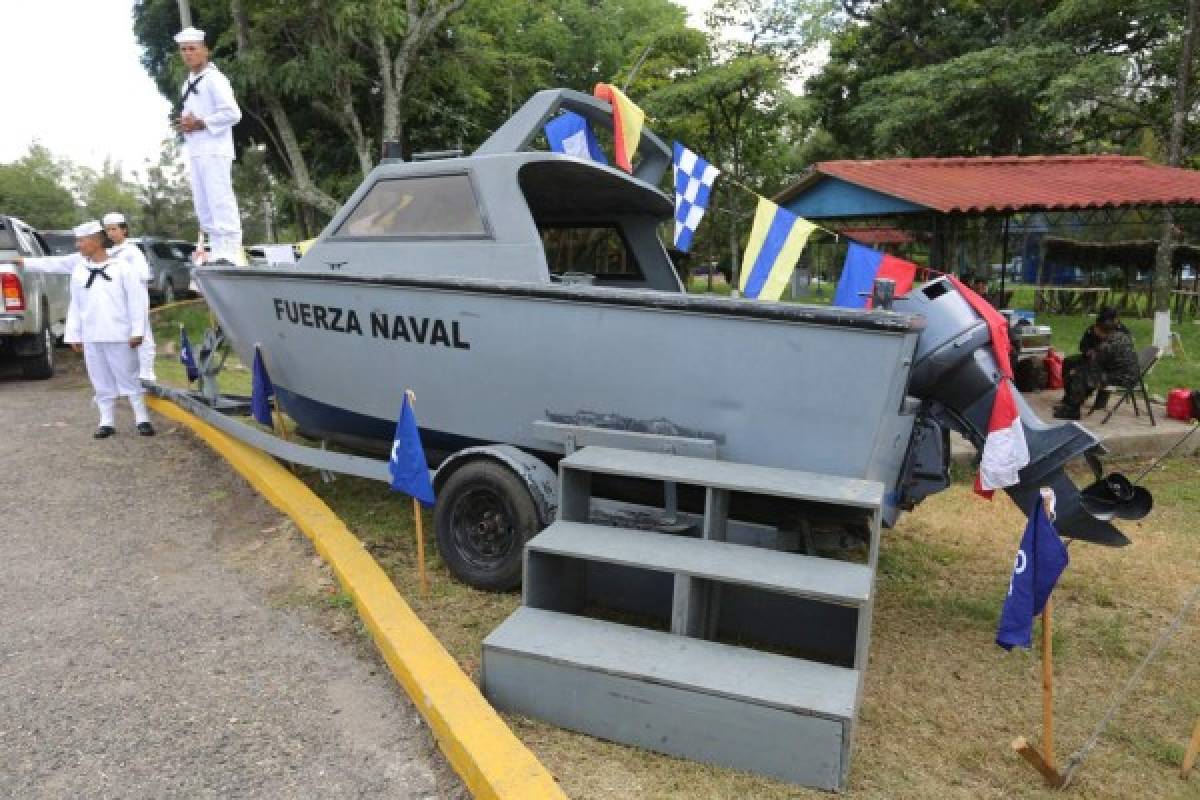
left=1166, top=389, right=1194, bottom=421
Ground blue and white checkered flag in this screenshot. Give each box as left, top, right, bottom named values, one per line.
left=673, top=142, right=720, bottom=252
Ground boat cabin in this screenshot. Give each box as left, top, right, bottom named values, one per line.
left=301, top=89, right=682, bottom=292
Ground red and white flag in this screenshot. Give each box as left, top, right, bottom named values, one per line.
left=948, top=276, right=1030, bottom=498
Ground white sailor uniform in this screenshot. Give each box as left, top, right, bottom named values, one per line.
left=180, top=63, right=243, bottom=262
left=109, top=240, right=157, bottom=381
left=64, top=257, right=151, bottom=429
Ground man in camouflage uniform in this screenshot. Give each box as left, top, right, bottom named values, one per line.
left=1053, top=313, right=1139, bottom=420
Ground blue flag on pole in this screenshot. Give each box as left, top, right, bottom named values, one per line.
left=544, top=112, right=607, bottom=165
left=251, top=347, right=274, bottom=427
left=389, top=394, right=435, bottom=506
left=179, top=326, right=199, bottom=382
left=996, top=498, right=1069, bottom=650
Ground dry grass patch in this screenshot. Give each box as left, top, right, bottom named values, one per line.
left=290, top=457, right=1199, bottom=800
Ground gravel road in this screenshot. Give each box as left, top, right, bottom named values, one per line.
left=0, top=355, right=460, bottom=799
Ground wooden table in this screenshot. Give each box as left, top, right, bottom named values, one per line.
left=1033, top=287, right=1111, bottom=314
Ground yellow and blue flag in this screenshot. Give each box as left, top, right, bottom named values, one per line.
left=738, top=197, right=816, bottom=301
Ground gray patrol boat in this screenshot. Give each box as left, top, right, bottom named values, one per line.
left=194, top=89, right=1134, bottom=589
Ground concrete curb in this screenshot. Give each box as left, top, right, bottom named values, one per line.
left=147, top=397, right=567, bottom=800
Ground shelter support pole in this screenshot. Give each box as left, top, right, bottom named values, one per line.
left=1000, top=215, right=1010, bottom=297
left=1011, top=489, right=1065, bottom=788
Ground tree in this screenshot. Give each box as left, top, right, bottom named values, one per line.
left=1152, top=0, right=1200, bottom=350
left=135, top=138, right=200, bottom=238
left=803, top=0, right=1181, bottom=158
left=0, top=144, right=79, bottom=229
left=644, top=5, right=804, bottom=279
left=78, top=159, right=144, bottom=229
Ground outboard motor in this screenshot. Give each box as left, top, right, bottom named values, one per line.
left=893, top=277, right=1135, bottom=546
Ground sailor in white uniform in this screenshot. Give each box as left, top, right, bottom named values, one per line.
left=173, top=26, right=244, bottom=265
left=63, top=221, right=154, bottom=438
left=103, top=212, right=157, bottom=381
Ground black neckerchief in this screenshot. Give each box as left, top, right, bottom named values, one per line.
left=84, top=262, right=112, bottom=289
left=175, top=68, right=208, bottom=115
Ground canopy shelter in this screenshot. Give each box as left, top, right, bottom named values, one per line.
left=775, top=156, right=1200, bottom=313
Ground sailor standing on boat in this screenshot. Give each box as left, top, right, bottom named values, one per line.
left=173, top=26, right=244, bottom=265
left=103, top=212, right=156, bottom=382
left=64, top=221, right=154, bottom=439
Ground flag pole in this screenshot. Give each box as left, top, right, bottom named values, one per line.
left=1012, top=487, right=1065, bottom=788
left=405, top=389, right=429, bottom=598
left=1183, top=717, right=1200, bottom=779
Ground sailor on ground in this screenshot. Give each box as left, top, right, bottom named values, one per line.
left=102, top=212, right=157, bottom=382
left=173, top=26, right=244, bottom=266
left=63, top=221, right=154, bottom=439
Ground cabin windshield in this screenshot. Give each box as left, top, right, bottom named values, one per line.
left=518, top=159, right=680, bottom=291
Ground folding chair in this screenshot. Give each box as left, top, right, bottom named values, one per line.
left=1092, top=345, right=1160, bottom=426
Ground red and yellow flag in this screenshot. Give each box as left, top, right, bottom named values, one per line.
left=593, top=83, right=644, bottom=173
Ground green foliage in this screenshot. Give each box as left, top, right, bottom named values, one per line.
left=0, top=144, right=80, bottom=229
left=135, top=139, right=198, bottom=239
left=803, top=0, right=1185, bottom=159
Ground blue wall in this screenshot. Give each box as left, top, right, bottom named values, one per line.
left=780, top=177, right=927, bottom=219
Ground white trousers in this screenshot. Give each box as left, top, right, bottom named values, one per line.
left=83, top=342, right=149, bottom=427
left=138, top=327, right=156, bottom=382
left=189, top=155, right=242, bottom=261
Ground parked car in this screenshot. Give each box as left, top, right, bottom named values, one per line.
left=39, top=229, right=76, bottom=256
left=0, top=215, right=69, bottom=379
left=133, top=237, right=193, bottom=305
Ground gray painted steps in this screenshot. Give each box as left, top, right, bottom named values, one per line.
left=527, top=520, right=872, bottom=607
left=560, top=445, right=884, bottom=509
left=485, top=607, right=860, bottom=719
left=483, top=607, right=860, bottom=789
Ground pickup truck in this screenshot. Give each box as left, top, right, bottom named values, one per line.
left=0, top=215, right=69, bottom=379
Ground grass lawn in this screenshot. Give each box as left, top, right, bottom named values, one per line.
left=151, top=298, right=1200, bottom=799
left=149, top=299, right=252, bottom=395
left=292, top=456, right=1200, bottom=800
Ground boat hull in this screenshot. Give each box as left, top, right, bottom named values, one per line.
left=196, top=268, right=922, bottom=519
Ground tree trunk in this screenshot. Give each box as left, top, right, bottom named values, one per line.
left=230, top=0, right=339, bottom=216
left=1153, top=0, right=1199, bottom=350
left=377, top=0, right=466, bottom=154
left=177, top=0, right=192, bottom=28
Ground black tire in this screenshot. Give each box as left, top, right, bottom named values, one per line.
left=18, top=313, right=54, bottom=380
left=433, top=460, right=541, bottom=591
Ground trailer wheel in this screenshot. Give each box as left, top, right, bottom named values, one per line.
left=434, top=460, right=539, bottom=592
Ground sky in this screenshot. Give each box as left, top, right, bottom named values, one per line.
left=0, top=0, right=173, bottom=176
left=0, top=0, right=720, bottom=177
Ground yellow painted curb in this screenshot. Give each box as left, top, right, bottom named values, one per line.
left=148, top=397, right=567, bottom=800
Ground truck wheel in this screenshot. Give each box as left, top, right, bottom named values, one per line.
left=19, top=316, right=54, bottom=380
left=433, top=460, right=539, bottom=592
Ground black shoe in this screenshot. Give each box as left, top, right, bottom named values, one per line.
left=136, top=422, right=156, bottom=437
left=93, top=426, right=116, bottom=439
left=1053, top=404, right=1081, bottom=420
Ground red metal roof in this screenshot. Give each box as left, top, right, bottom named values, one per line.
left=777, top=155, right=1200, bottom=214
left=834, top=226, right=915, bottom=245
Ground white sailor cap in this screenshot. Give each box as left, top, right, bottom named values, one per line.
left=102, top=212, right=126, bottom=226
left=174, top=27, right=205, bottom=44
left=73, top=221, right=103, bottom=238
